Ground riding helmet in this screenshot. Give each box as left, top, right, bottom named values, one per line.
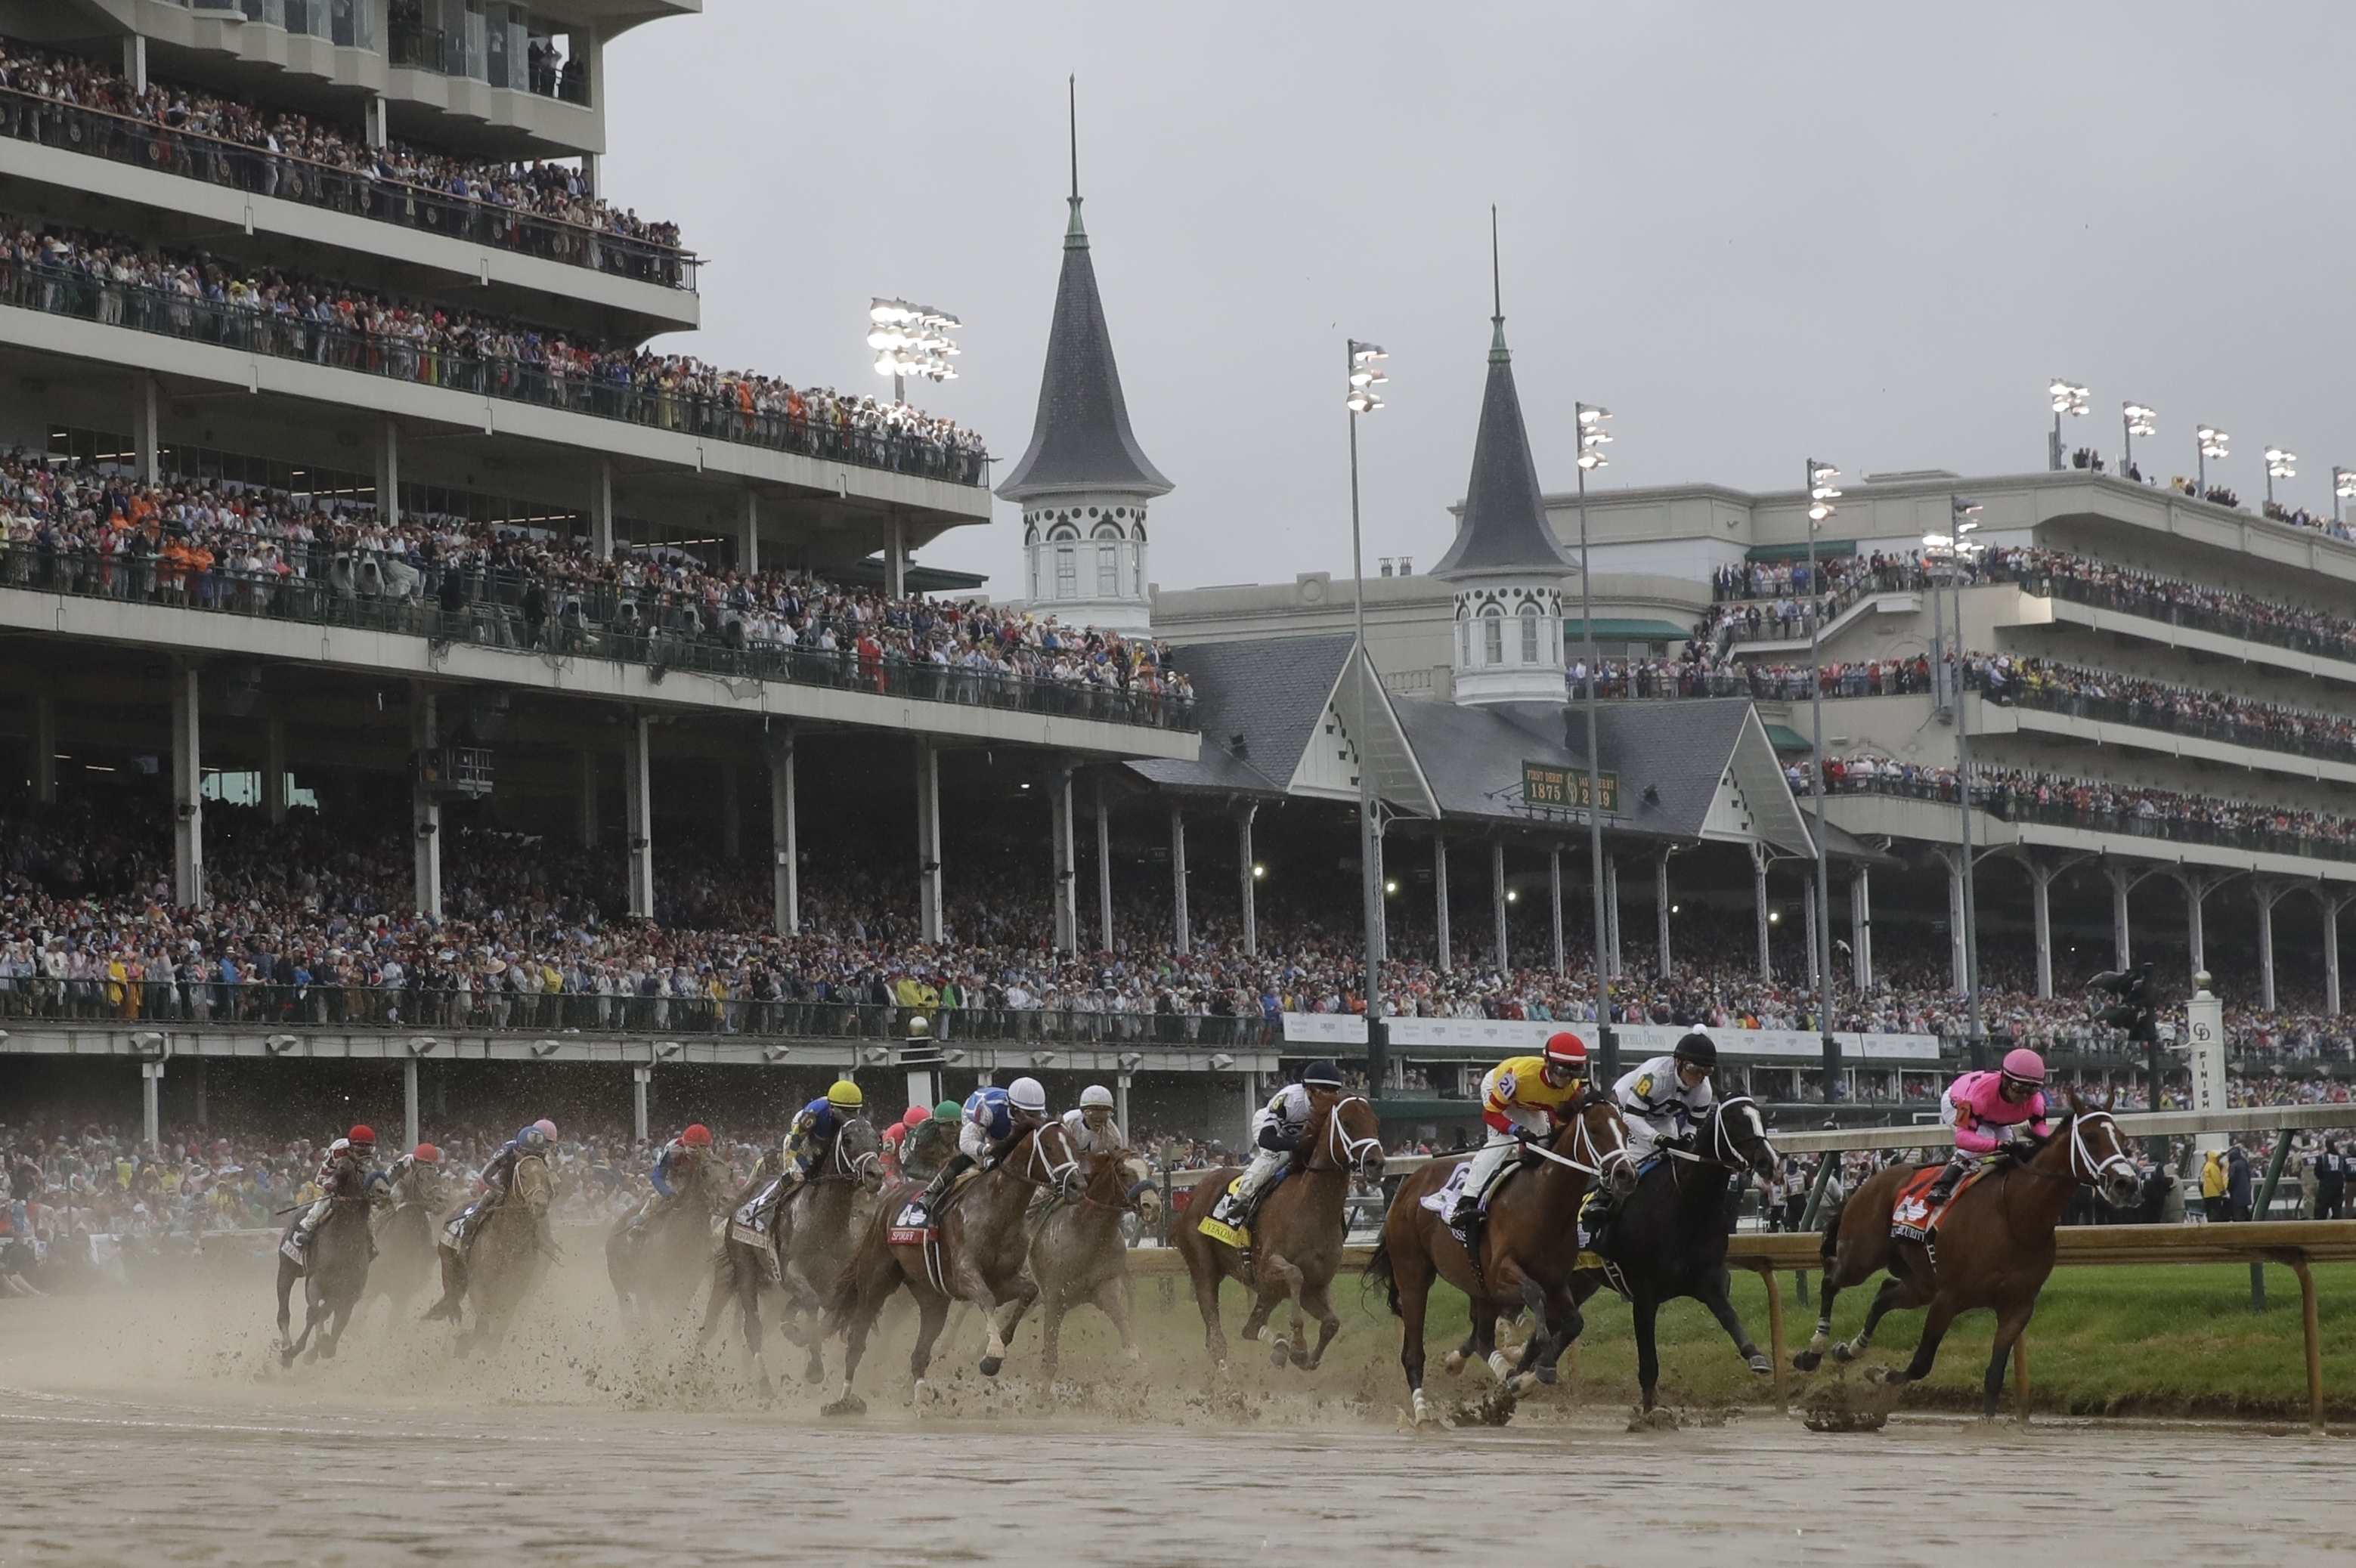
left=347, top=1124, right=376, bottom=1146
left=1080, top=1084, right=1116, bottom=1109
left=532, top=1118, right=560, bottom=1143
left=827, top=1080, right=864, bottom=1109
left=934, top=1100, right=961, bottom=1121
left=902, top=1105, right=932, bottom=1127
left=412, top=1143, right=441, bottom=1164
left=2000, top=1047, right=2048, bottom=1089
left=1300, top=1060, right=1345, bottom=1088
left=515, top=1126, right=550, bottom=1155
left=1673, top=1031, right=1719, bottom=1072
left=1008, top=1077, right=1049, bottom=1115
left=681, top=1124, right=713, bottom=1148
left=1543, top=1032, right=1588, bottom=1070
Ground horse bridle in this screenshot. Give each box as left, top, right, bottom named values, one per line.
left=1014, top=1120, right=1082, bottom=1192
left=1680, top=1096, right=1776, bottom=1173
left=1998, top=1109, right=2137, bottom=1189
left=820, top=1127, right=881, bottom=1185
left=1523, top=1099, right=1636, bottom=1181
left=1312, top=1095, right=1385, bottom=1174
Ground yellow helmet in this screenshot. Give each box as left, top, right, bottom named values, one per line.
left=826, top=1080, right=864, bottom=1110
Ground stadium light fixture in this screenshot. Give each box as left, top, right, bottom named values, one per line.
left=1806, top=460, right=1841, bottom=525
left=2048, top=379, right=2089, bottom=469
left=2121, top=403, right=2155, bottom=477
left=2335, top=465, right=2356, bottom=525
left=1575, top=404, right=1612, bottom=472
left=2265, top=446, right=2296, bottom=508
left=1574, top=400, right=1618, bottom=1041
left=2196, top=424, right=2229, bottom=491
left=1801, top=458, right=1842, bottom=1099
left=868, top=297, right=961, bottom=403
left=1346, top=341, right=1387, bottom=414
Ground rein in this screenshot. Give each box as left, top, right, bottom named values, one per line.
left=1305, top=1095, right=1383, bottom=1175
left=1529, top=1104, right=1634, bottom=1180
left=1014, top=1121, right=1081, bottom=1192
left=2005, top=1111, right=2134, bottom=1188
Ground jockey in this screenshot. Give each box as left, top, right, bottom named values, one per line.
left=919, top=1077, right=1049, bottom=1206
left=384, top=1143, right=445, bottom=1208
left=1060, top=1084, right=1124, bottom=1156
left=1615, top=1031, right=1720, bottom=1161
left=282, top=1125, right=379, bottom=1262
left=782, top=1081, right=866, bottom=1185
left=1924, top=1048, right=2051, bottom=1206
left=429, top=1124, right=553, bottom=1316
left=1449, top=1035, right=1588, bottom=1227
left=881, top=1105, right=929, bottom=1181
left=1228, top=1060, right=1345, bottom=1225
left=902, top=1099, right=962, bottom=1183
left=646, top=1124, right=716, bottom=1211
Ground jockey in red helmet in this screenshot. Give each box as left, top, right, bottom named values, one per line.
left=281, top=1126, right=381, bottom=1264
left=1450, top=1033, right=1590, bottom=1227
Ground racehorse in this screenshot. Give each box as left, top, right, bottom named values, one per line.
left=435, top=1152, right=555, bottom=1358
left=365, top=1185, right=441, bottom=1317
left=1026, top=1148, right=1148, bottom=1381
left=696, top=1115, right=882, bottom=1393
left=821, top=1118, right=1082, bottom=1414
left=1791, top=1094, right=2142, bottom=1415
left=1172, top=1093, right=1385, bottom=1375
left=1365, top=1092, right=1636, bottom=1424
left=606, top=1150, right=735, bottom=1328
left=1569, top=1095, right=1782, bottom=1412
left=274, top=1195, right=379, bottom=1365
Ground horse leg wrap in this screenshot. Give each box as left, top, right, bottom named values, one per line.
left=1486, top=1349, right=1513, bottom=1381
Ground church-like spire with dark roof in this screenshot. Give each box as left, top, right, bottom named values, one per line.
left=1429, top=269, right=1576, bottom=582
left=995, top=84, right=1171, bottom=503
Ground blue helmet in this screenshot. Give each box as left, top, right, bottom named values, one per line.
left=515, top=1127, right=551, bottom=1155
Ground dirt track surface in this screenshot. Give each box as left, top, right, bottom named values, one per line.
left=4, top=1265, right=2351, bottom=1566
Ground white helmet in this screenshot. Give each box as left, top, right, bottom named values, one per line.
left=1008, top=1077, right=1049, bottom=1115
left=1079, top=1084, right=1116, bottom=1110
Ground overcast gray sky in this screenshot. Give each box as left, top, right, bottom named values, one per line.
left=605, top=3, right=2356, bottom=594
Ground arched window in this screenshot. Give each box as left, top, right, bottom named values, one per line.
left=1482, top=607, right=1504, bottom=666
left=1519, top=602, right=1541, bottom=663
left=1055, top=544, right=1076, bottom=598
left=1093, top=526, right=1120, bottom=595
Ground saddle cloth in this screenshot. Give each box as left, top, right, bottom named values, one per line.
left=890, top=1168, right=977, bottom=1243
left=1198, top=1172, right=1277, bottom=1250
left=440, top=1200, right=478, bottom=1249
left=1890, top=1163, right=1986, bottom=1244
left=729, top=1177, right=785, bottom=1251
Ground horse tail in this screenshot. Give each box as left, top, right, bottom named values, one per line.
left=822, top=1217, right=887, bottom=1335
left=1361, top=1234, right=1401, bottom=1319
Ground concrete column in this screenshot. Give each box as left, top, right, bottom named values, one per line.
left=738, top=490, right=760, bottom=576
left=2254, top=883, right=2281, bottom=1011
left=1170, top=804, right=1191, bottom=955
left=410, top=686, right=441, bottom=919
left=1094, top=778, right=1114, bottom=952
left=1234, top=802, right=1258, bottom=957
left=1605, top=855, right=1623, bottom=980
left=169, top=662, right=204, bottom=909
left=915, top=741, right=943, bottom=943
left=886, top=518, right=907, bottom=599
left=2323, top=892, right=2344, bottom=1017
left=29, top=692, right=56, bottom=806
left=1945, top=850, right=1968, bottom=993
left=404, top=1056, right=420, bottom=1152
left=578, top=149, right=599, bottom=197
left=1548, top=849, right=1565, bottom=976
left=1656, top=852, right=1672, bottom=979
left=141, top=1062, right=162, bottom=1152
left=2107, top=864, right=2137, bottom=971
left=1803, top=883, right=1820, bottom=994
left=577, top=747, right=599, bottom=849
left=1240, top=1071, right=1260, bottom=1149
left=1491, top=842, right=1509, bottom=972
left=631, top=1066, right=650, bottom=1145
left=2179, top=871, right=2209, bottom=979
left=1115, top=1072, right=1132, bottom=1145
left=1432, top=834, right=1451, bottom=973
left=766, top=728, right=797, bottom=936
left=375, top=419, right=400, bottom=527
left=193, top=1058, right=206, bottom=1130
left=1050, top=763, right=1078, bottom=952
left=590, top=456, right=615, bottom=558
left=263, top=716, right=287, bottom=825
left=2027, top=859, right=2056, bottom=1000
left=624, top=710, right=654, bottom=918
left=1752, top=844, right=1771, bottom=982
left=1850, top=865, right=1873, bottom=991
left=366, top=94, right=388, bottom=150
left=123, top=34, right=147, bottom=92
left=133, top=372, right=159, bottom=484
left=1368, top=813, right=1387, bottom=964
left=720, top=764, right=741, bottom=859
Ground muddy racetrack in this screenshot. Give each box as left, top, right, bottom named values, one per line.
left=3, top=1237, right=2348, bottom=1567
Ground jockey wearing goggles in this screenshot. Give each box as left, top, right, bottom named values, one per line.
left=1924, top=1050, right=2051, bottom=1205
left=918, top=1078, right=1049, bottom=1208
left=1228, top=1061, right=1346, bottom=1226
left=1450, top=1035, right=1587, bottom=1227
left=1615, top=1031, right=1720, bottom=1162
left=1060, top=1084, right=1125, bottom=1156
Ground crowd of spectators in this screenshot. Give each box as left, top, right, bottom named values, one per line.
left=0, top=212, right=986, bottom=481
left=0, top=36, right=678, bottom=269
left=0, top=449, right=1184, bottom=712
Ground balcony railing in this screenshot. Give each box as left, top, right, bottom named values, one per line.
left=0, top=546, right=1195, bottom=733
left=0, top=260, right=988, bottom=487
left=1828, top=772, right=2356, bottom=865
left=1967, top=667, right=2356, bottom=769
left=0, top=88, right=689, bottom=289
left=2030, top=571, right=2356, bottom=670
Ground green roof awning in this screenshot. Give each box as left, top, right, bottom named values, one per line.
left=1765, top=722, right=1816, bottom=751
left=843, top=557, right=989, bottom=592
left=1745, top=540, right=1855, bottom=562
left=1563, top=617, right=1692, bottom=642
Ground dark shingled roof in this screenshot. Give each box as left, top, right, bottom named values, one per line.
left=1125, top=636, right=1354, bottom=796
left=1429, top=320, right=1578, bottom=583
left=995, top=198, right=1172, bottom=503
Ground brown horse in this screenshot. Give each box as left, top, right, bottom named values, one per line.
left=1365, top=1092, right=1637, bottom=1426
left=820, top=1118, right=1082, bottom=1414
left=1790, top=1097, right=2142, bottom=1415
left=606, top=1149, right=735, bottom=1328
left=430, top=1152, right=556, bottom=1358
left=1026, top=1148, right=1147, bottom=1381
left=1172, top=1093, right=1385, bottom=1374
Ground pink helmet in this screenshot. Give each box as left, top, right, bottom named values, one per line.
left=1999, top=1047, right=2047, bottom=1087
left=533, top=1118, right=560, bottom=1143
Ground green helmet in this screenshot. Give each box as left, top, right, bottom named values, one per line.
left=935, top=1099, right=961, bottom=1121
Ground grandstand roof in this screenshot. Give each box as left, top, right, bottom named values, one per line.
left=995, top=196, right=1172, bottom=503
left=1429, top=314, right=1577, bottom=583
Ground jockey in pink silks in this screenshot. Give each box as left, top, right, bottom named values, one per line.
left=1924, top=1048, right=2052, bottom=1205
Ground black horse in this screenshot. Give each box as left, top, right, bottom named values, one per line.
left=1571, top=1094, right=1781, bottom=1412
left=274, top=1195, right=379, bottom=1365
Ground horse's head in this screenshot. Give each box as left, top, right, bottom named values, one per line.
left=1562, top=1089, right=1639, bottom=1197
left=1014, top=1118, right=1083, bottom=1195
left=2063, top=1090, right=2142, bottom=1209
left=1082, top=1148, right=1142, bottom=1211
left=1704, top=1095, right=1781, bottom=1183
left=1317, top=1094, right=1386, bottom=1178
left=832, top=1115, right=885, bottom=1192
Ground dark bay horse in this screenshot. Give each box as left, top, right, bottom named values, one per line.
left=1570, top=1094, right=1782, bottom=1412
left=821, top=1118, right=1082, bottom=1414
left=697, top=1115, right=882, bottom=1393
left=1791, top=1098, right=2141, bottom=1415
left=433, top=1152, right=555, bottom=1358
left=606, top=1151, right=735, bottom=1328
left=366, top=1186, right=442, bottom=1318
left=1366, top=1093, right=1636, bottom=1426
left=1172, top=1093, right=1385, bottom=1375
left=274, top=1195, right=379, bottom=1365
left=1027, top=1148, right=1147, bottom=1381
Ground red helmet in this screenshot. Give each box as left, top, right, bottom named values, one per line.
left=412, top=1143, right=441, bottom=1164
left=1542, top=1032, right=1589, bottom=1071
left=347, top=1124, right=376, bottom=1146
left=904, top=1106, right=933, bottom=1127
left=681, top=1124, right=713, bottom=1148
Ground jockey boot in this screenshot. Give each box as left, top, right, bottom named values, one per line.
left=1925, top=1154, right=1971, bottom=1207
left=921, top=1152, right=974, bottom=1212
left=1580, top=1187, right=1621, bottom=1252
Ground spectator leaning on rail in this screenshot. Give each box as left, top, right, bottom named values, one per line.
left=1924, top=1049, right=2052, bottom=1208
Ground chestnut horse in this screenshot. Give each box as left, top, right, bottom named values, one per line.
left=1791, top=1096, right=2141, bottom=1415
left=1172, top=1093, right=1385, bottom=1373
left=1026, top=1147, right=1147, bottom=1381
left=820, top=1118, right=1081, bottom=1413
left=1365, top=1092, right=1636, bottom=1426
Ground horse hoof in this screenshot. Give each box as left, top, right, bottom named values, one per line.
left=821, top=1394, right=867, bottom=1418
left=978, top=1355, right=1004, bottom=1378
left=1442, top=1350, right=1467, bottom=1376
left=1790, top=1350, right=1822, bottom=1372
left=1830, top=1342, right=1859, bottom=1365
left=1268, top=1338, right=1290, bottom=1369
left=1534, top=1365, right=1559, bottom=1387
left=1747, top=1353, right=1773, bottom=1376
left=1506, top=1372, right=1540, bottom=1396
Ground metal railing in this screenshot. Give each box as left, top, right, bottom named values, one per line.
left=1971, top=667, right=2356, bottom=768
left=0, top=88, right=686, bottom=289
left=0, top=260, right=988, bottom=486
left=0, top=543, right=1193, bottom=731
left=1828, top=772, right=2356, bottom=865
left=2032, top=570, right=2356, bottom=670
